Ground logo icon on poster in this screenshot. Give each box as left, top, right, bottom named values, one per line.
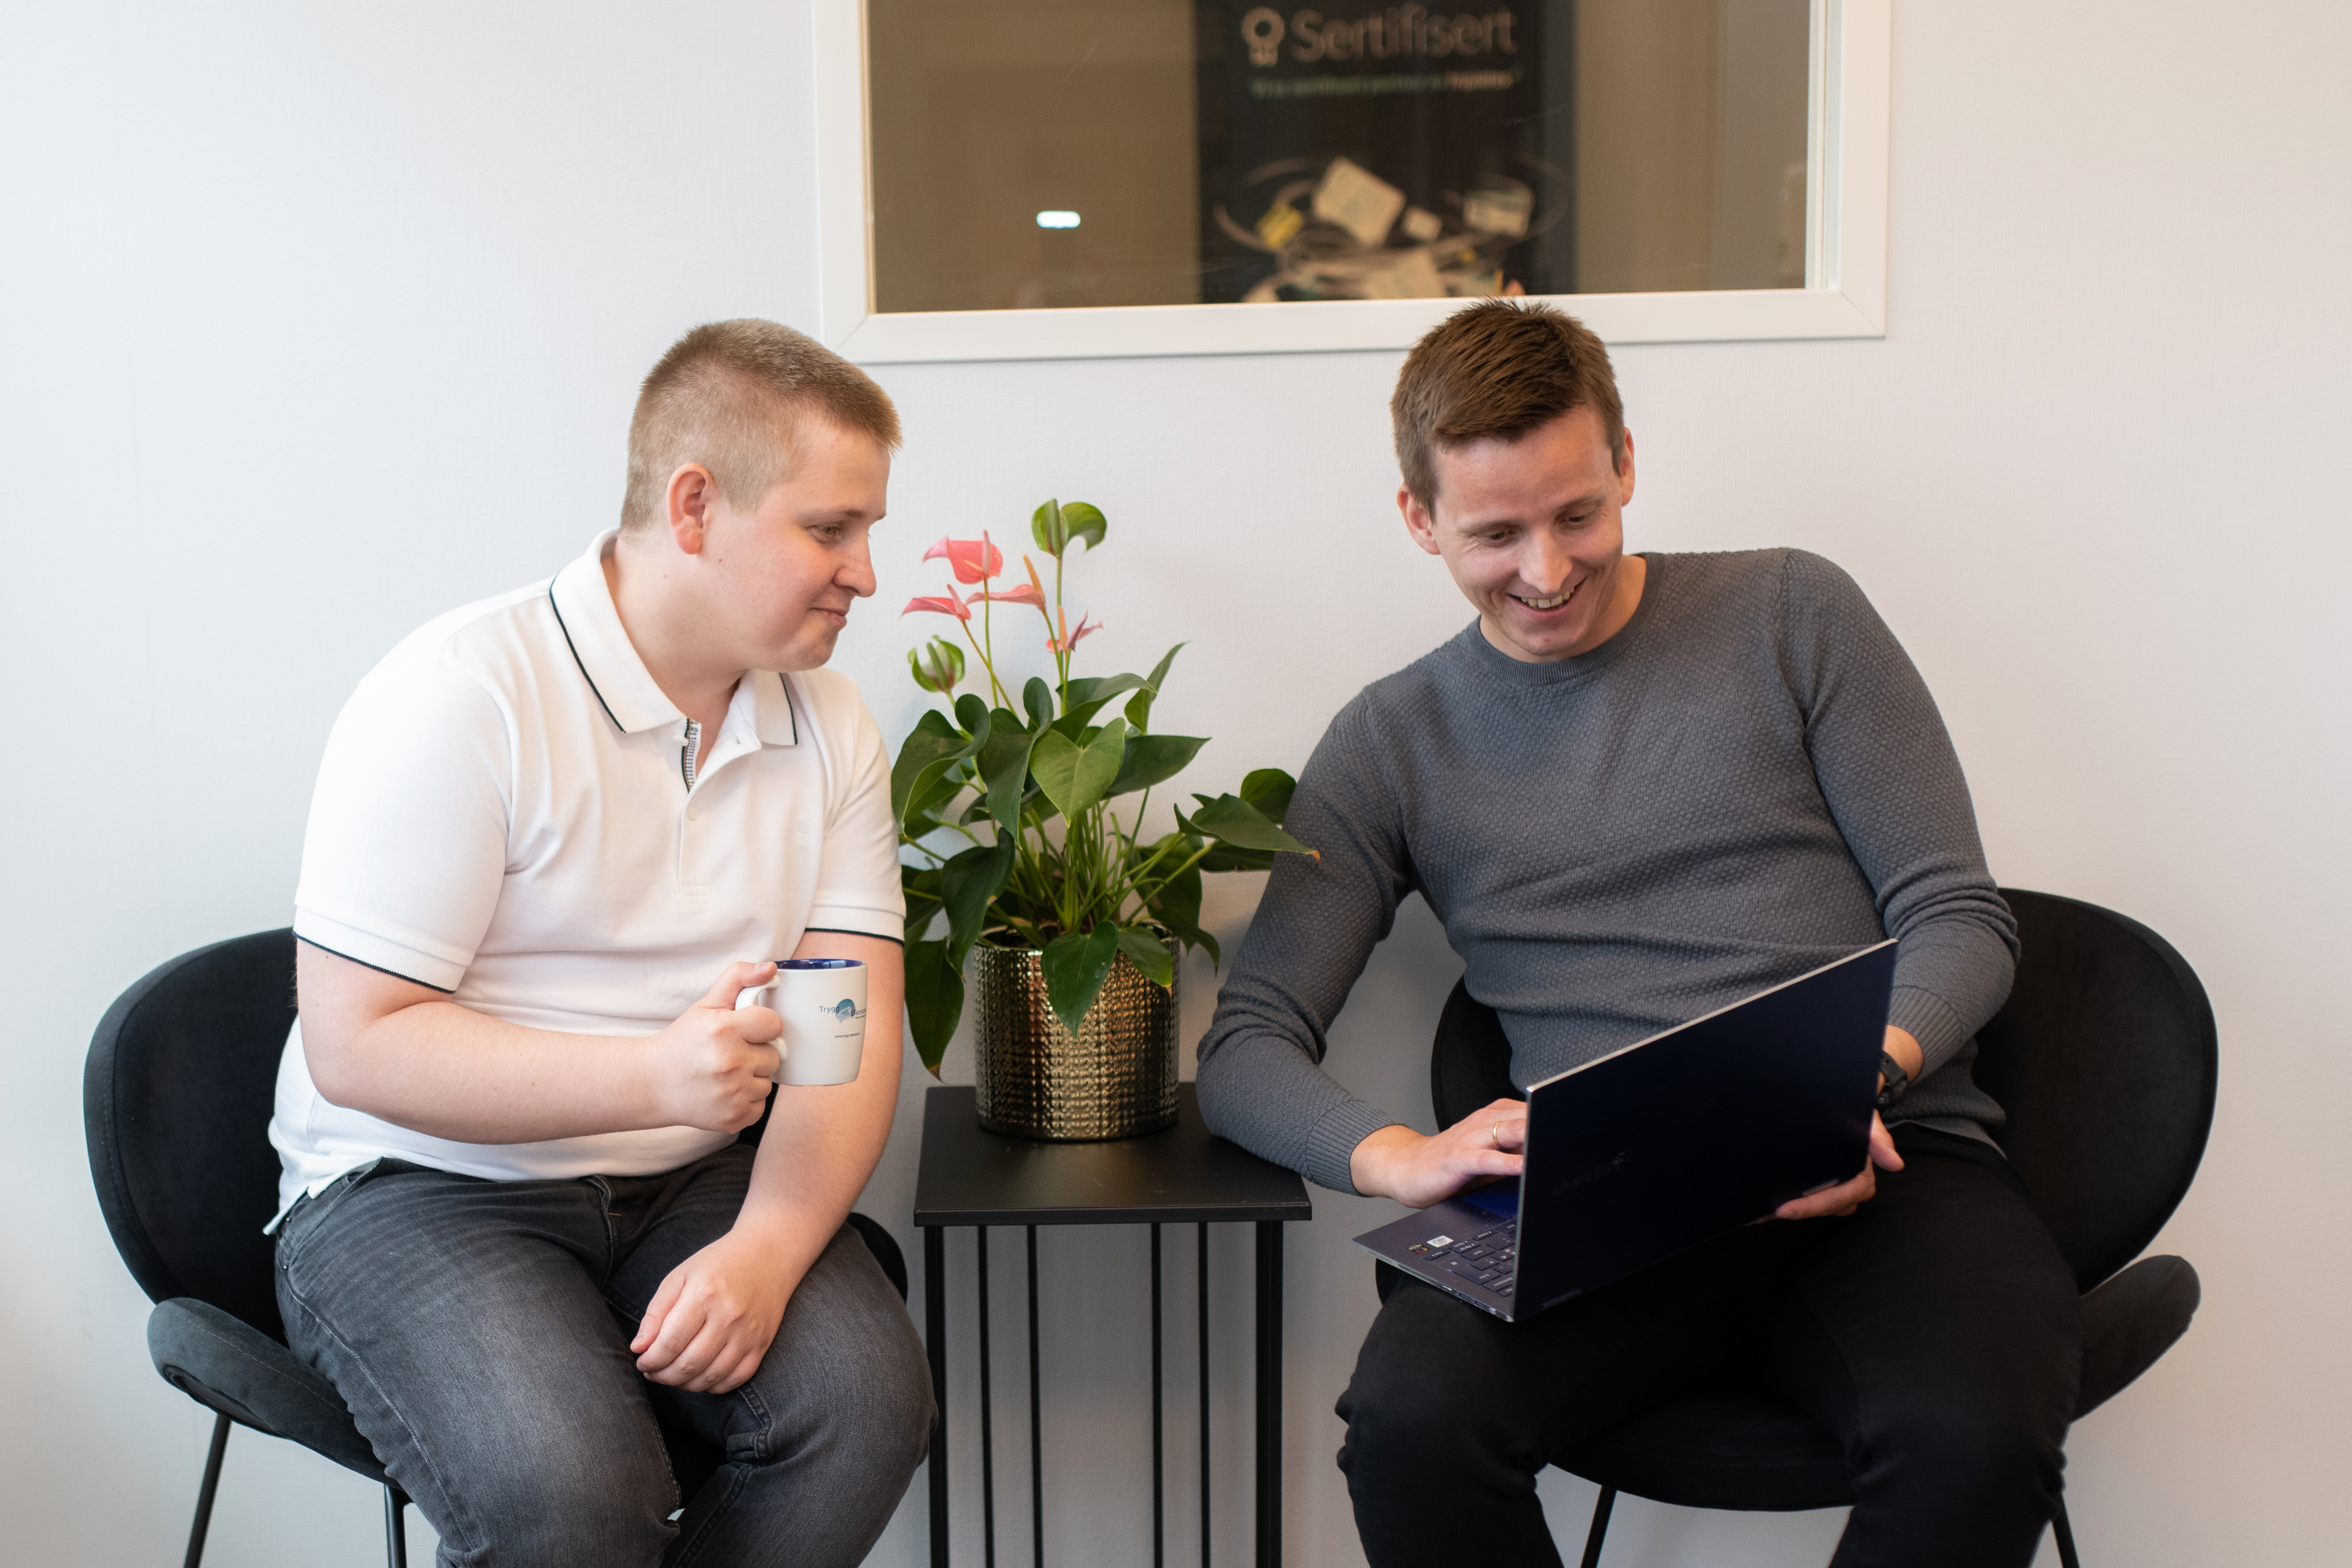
left=1241, top=8, right=1285, bottom=66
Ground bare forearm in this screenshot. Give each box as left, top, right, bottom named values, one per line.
left=298, top=940, right=659, bottom=1141
left=728, top=933, right=904, bottom=1265
left=732, top=1066, right=896, bottom=1268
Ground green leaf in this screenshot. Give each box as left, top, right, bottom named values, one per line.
left=1174, top=809, right=1273, bottom=872
left=1074, top=718, right=1129, bottom=811
left=1114, top=924, right=1174, bottom=990
left=1030, top=717, right=1128, bottom=820
left=954, top=692, right=991, bottom=737
left=1039, top=923, right=1120, bottom=1036
left=906, top=763, right=966, bottom=829
left=1187, top=792, right=1318, bottom=857
left=1133, top=835, right=1222, bottom=965
left=940, top=834, right=1016, bottom=966
left=1146, top=840, right=1201, bottom=912
left=1028, top=731, right=1080, bottom=815
left=1056, top=673, right=1148, bottom=734
left=891, top=707, right=984, bottom=825
left=976, top=712, right=1039, bottom=832
left=1033, top=498, right=1110, bottom=559
left=1059, top=501, right=1107, bottom=553
left=1031, top=498, right=1065, bottom=557
left=1109, top=733, right=1207, bottom=797
left=1148, top=859, right=1221, bottom=966
left=1196, top=843, right=1275, bottom=873
left=904, top=939, right=965, bottom=1076
left=901, top=864, right=944, bottom=943
left=1023, top=677, right=1055, bottom=733
left=1238, top=768, right=1297, bottom=826
left=1123, top=642, right=1185, bottom=732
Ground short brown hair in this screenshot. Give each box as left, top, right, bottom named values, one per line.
left=621, top=319, right=901, bottom=534
left=1390, top=300, right=1625, bottom=512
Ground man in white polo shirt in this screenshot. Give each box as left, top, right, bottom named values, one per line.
left=268, top=319, right=930, bottom=1567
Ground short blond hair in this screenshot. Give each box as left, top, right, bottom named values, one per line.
left=620, top=319, right=901, bottom=534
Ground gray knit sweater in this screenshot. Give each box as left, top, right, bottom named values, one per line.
left=1196, top=549, right=2018, bottom=1196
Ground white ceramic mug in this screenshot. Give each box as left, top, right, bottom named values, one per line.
left=734, top=958, right=869, bottom=1086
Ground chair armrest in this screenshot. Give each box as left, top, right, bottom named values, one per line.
left=2075, top=1254, right=2200, bottom=1419
left=845, top=1212, right=909, bottom=1302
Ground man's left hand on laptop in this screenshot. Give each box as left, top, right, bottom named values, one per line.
left=1349, top=1095, right=1529, bottom=1208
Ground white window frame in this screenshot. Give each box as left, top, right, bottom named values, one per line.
left=814, top=0, right=1887, bottom=362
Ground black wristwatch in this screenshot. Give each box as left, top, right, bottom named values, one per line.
left=1875, top=1051, right=1912, bottom=1113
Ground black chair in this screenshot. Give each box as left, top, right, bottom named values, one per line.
left=85, top=928, right=910, bottom=1568
left=1420, top=889, right=2215, bottom=1568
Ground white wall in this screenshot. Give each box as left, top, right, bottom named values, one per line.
left=4, top=3, right=2346, bottom=1564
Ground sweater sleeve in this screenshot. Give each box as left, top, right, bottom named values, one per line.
left=1778, top=551, right=2019, bottom=1076
left=1195, top=699, right=1418, bottom=1193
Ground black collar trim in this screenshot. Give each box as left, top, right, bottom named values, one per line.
left=546, top=582, right=623, bottom=733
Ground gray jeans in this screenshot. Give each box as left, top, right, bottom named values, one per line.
left=274, top=1145, right=933, bottom=1568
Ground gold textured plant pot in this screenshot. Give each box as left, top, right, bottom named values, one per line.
left=971, top=945, right=1178, bottom=1141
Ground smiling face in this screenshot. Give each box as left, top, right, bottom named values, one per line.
left=1398, top=404, right=1644, bottom=664
left=613, top=412, right=892, bottom=699
left=694, top=415, right=890, bottom=673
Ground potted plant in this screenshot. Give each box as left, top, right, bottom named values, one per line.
left=894, top=500, right=1315, bottom=1139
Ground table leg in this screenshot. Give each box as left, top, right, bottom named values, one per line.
left=1254, top=1223, right=1283, bottom=1568
left=1027, top=1225, right=1043, bottom=1568
left=1151, top=1223, right=1164, bottom=1568
left=979, top=1227, right=997, bottom=1568
left=1199, top=1222, right=1211, bottom=1568
left=925, top=1226, right=948, bottom=1568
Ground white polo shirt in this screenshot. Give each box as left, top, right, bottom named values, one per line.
left=269, top=532, right=905, bottom=1215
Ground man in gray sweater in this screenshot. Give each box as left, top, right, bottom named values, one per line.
left=1197, top=301, right=2077, bottom=1568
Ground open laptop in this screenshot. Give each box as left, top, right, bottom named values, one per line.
left=1353, top=941, right=1898, bottom=1322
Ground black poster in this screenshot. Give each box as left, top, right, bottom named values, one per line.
left=1195, top=2, right=1571, bottom=304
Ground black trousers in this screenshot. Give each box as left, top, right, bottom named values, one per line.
left=1337, top=1127, right=2082, bottom=1568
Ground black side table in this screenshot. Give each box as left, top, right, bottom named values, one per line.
left=914, top=1084, right=1311, bottom=1568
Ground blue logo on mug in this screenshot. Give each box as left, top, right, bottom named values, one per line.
left=833, top=998, right=859, bottom=1021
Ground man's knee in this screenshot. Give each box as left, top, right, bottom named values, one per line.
left=748, top=1231, right=935, bottom=1477
left=820, top=1316, right=935, bottom=1473
left=1338, top=1285, right=1524, bottom=1484
left=1860, top=1400, right=2066, bottom=1508
left=425, top=1428, right=676, bottom=1566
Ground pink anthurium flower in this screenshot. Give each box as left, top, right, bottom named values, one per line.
left=975, top=583, right=1046, bottom=607
left=902, top=590, right=972, bottom=622
left=1047, top=612, right=1102, bottom=652
left=923, top=535, right=1003, bottom=585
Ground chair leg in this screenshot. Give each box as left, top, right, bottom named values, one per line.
left=181, top=1412, right=232, bottom=1568
left=384, top=1484, right=409, bottom=1568
left=1577, top=1484, right=1616, bottom=1568
left=2050, top=1493, right=2081, bottom=1568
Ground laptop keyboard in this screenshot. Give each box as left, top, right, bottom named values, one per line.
left=1414, top=1218, right=1518, bottom=1294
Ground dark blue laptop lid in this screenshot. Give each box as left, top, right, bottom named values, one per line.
left=1509, top=941, right=1897, bottom=1312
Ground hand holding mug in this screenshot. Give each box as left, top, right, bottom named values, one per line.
left=646, top=962, right=784, bottom=1132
